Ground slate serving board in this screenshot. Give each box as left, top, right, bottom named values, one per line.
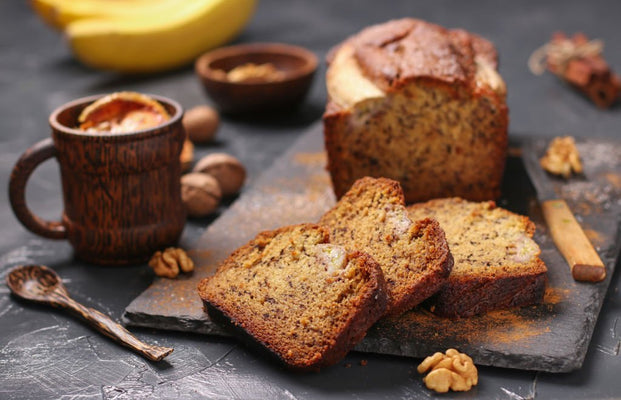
left=123, top=124, right=621, bottom=373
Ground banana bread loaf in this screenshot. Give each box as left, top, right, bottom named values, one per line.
left=407, top=198, right=547, bottom=317
left=319, top=177, right=453, bottom=316
left=324, top=18, right=508, bottom=203
left=197, top=223, right=387, bottom=370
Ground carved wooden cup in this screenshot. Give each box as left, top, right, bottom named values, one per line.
left=9, top=94, right=187, bottom=265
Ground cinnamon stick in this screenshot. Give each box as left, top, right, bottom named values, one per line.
left=530, top=32, right=620, bottom=108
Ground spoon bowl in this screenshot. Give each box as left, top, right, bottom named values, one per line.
left=7, top=264, right=67, bottom=303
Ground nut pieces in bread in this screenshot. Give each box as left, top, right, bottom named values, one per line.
left=407, top=197, right=547, bottom=317
left=198, top=223, right=388, bottom=370
left=181, top=172, right=222, bottom=217
left=193, top=153, right=246, bottom=196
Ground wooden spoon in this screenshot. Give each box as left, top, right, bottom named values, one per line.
left=6, top=265, right=173, bottom=362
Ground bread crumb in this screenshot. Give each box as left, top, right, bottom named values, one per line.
left=360, top=359, right=368, bottom=366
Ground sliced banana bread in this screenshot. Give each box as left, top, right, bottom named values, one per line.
left=197, top=223, right=387, bottom=371
left=407, top=198, right=547, bottom=317
left=319, top=177, right=453, bottom=316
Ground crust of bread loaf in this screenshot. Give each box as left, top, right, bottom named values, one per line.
left=407, top=198, right=548, bottom=318
left=197, top=223, right=388, bottom=370
left=323, top=18, right=508, bottom=203
left=347, top=19, right=498, bottom=92
left=426, top=260, right=547, bottom=317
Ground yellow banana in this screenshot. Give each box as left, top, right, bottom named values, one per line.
left=65, top=0, right=257, bottom=73
left=30, top=0, right=178, bottom=31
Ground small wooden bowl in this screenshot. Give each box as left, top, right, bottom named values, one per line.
left=195, top=43, right=318, bottom=114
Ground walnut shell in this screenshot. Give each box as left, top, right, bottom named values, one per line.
left=183, top=105, right=219, bottom=143
left=193, top=153, right=246, bottom=196
left=181, top=172, right=222, bottom=217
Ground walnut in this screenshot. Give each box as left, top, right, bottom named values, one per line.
left=148, top=247, right=195, bottom=278
left=540, top=136, right=583, bottom=178
left=193, top=153, right=246, bottom=196
left=181, top=172, right=222, bottom=217
left=183, top=105, right=219, bottom=144
left=417, top=349, right=478, bottom=393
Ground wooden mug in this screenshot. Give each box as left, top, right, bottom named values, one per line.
left=9, top=94, right=187, bottom=265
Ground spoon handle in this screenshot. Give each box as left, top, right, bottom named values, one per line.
left=61, top=295, right=173, bottom=361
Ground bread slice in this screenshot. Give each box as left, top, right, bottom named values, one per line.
left=323, top=18, right=508, bottom=203
left=407, top=198, right=547, bottom=317
left=319, top=177, right=453, bottom=316
left=197, top=223, right=387, bottom=371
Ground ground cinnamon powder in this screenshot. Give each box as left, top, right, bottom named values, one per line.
left=293, top=152, right=328, bottom=167
left=208, top=151, right=567, bottom=347
left=375, top=285, right=567, bottom=347
left=392, top=309, right=544, bottom=345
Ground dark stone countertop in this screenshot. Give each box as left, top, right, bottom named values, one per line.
left=1, top=0, right=620, bottom=398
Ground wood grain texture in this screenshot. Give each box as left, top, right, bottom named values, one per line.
left=7, top=265, right=173, bottom=362
left=8, top=138, right=67, bottom=239
left=9, top=95, right=187, bottom=265
left=542, top=199, right=606, bottom=282
left=62, top=296, right=174, bottom=362
left=195, top=43, right=318, bottom=114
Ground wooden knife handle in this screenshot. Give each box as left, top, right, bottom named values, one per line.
left=542, top=199, right=606, bottom=282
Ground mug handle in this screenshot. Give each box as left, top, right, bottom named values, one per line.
left=9, top=138, right=67, bottom=239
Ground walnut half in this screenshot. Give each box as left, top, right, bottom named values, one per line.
left=540, top=136, right=583, bottom=178
left=417, top=349, right=478, bottom=393
left=148, top=247, right=195, bottom=278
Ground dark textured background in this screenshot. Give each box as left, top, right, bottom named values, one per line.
left=1, top=0, right=620, bottom=398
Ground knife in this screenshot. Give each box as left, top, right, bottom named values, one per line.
left=522, top=140, right=606, bottom=282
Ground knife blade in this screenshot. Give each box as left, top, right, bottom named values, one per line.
left=522, top=140, right=606, bottom=282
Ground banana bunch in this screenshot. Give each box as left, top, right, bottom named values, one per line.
left=30, top=0, right=257, bottom=73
